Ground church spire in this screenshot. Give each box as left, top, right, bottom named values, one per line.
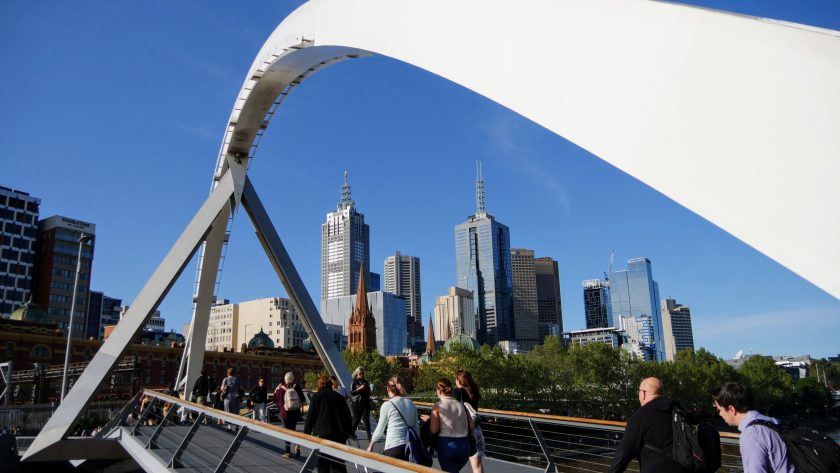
left=348, top=263, right=375, bottom=352
left=475, top=161, right=486, bottom=217
left=426, top=314, right=436, bottom=356
left=338, top=170, right=355, bottom=210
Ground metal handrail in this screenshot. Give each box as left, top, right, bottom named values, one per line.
left=129, top=389, right=438, bottom=473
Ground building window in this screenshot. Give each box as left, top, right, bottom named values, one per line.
left=30, top=345, right=51, bottom=359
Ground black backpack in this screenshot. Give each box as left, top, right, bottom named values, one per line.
left=647, top=408, right=722, bottom=472
left=748, top=420, right=840, bottom=473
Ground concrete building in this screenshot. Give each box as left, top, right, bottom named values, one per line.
left=511, top=248, right=539, bottom=350
left=321, top=291, right=407, bottom=355
left=661, top=298, right=695, bottom=361
left=35, top=215, right=96, bottom=337
left=384, top=251, right=422, bottom=345
left=321, top=171, right=370, bottom=301
left=535, top=256, right=563, bottom=336
left=567, top=327, right=622, bottom=348
left=85, top=291, right=121, bottom=339
left=454, top=163, right=513, bottom=345
left=610, top=258, right=664, bottom=361
left=620, top=314, right=656, bottom=361
left=120, top=306, right=165, bottom=333
left=0, top=186, right=40, bottom=317
left=237, top=297, right=306, bottom=351
left=206, top=299, right=238, bottom=352
left=583, top=279, right=613, bottom=329
left=433, top=287, right=475, bottom=342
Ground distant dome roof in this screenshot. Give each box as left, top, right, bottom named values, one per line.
left=443, top=333, right=480, bottom=352
left=10, top=299, right=48, bottom=324
left=247, top=328, right=275, bottom=349
left=301, top=337, right=315, bottom=352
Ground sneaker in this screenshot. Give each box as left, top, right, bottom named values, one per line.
left=281, top=452, right=291, bottom=459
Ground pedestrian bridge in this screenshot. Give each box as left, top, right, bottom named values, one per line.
left=16, top=389, right=743, bottom=472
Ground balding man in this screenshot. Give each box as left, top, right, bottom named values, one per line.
left=609, top=377, right=689, bottom=473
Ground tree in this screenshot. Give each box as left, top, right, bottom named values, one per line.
left=738, top=355, right=793, bottom=415
left=341, top=349, right=401, bottom=397
left=794, top=376, right=831, bottom=414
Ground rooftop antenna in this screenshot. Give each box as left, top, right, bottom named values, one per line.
left=339, top=170, right=355, bottom=210
left=475, top=161, right=486, bottom=216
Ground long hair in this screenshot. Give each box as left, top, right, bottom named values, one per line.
left=316, top=375, right=333, bottom=392
left=456, top=369, right=481, bottom=404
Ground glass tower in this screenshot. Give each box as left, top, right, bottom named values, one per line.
left=321, top=172, right=370, bottom=301
left=454, top=163, right=513, bottom=345
left=610, top=258, right=664, bottom=361
left=582, top=279, right=612, bottom=329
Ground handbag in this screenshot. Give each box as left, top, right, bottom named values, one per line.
left=387, top=400, right=433, bottom=467
left=460, top=402, right=479, bottom=456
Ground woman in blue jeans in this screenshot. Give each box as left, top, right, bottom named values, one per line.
left=430, top=378, right=474, bottom=473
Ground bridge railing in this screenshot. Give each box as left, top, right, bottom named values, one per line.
left=413, top=401, right=743, bottom=473
left=118, top=389, right=438, bottom=473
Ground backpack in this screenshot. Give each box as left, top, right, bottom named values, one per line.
left=284, top=384, right=301, bottom=411
left=748, top=419, right=840, bottom=473
left=646, top=408, right=721, bottom=472
left=387, top=400, right=433, bottom=467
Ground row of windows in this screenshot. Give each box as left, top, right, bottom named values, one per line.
left=4, top=262, right=32, bottom=277
left=1, top=289, right=28, bottom=304
left=0, top=195, right=39, bottom=212
left=51, top=280, right=88, bottom=292
left=48, top=293, right=86, bottom=304
left=0, top=209, right=36, bottom=225
left=0, top=275, right=30, bottom=290
left=2, top=222, right=38, bottom=239
left=54, top=242, right=93, bottom=258
left=52, top=268, right=89, bottom=280
left=1, top=248, right=34, bottom=263
left=1, top=234, right=35, bottom=252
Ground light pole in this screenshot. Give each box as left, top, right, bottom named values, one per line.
left=61, top=233, right=93, bottom=402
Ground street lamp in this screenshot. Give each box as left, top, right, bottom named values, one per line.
left=61, top=233, right=93, bottom=402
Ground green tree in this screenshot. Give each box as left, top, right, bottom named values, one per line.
left=738, top=355, right=794, bottom=414
left=341, top=349, right=401, bottom=397
left=794, top=376, right=831, bottom=414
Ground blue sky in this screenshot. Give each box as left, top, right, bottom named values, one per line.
left=1, top=0, right=838, bottom=359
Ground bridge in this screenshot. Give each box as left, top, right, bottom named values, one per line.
left=9, top=389, right=743, bottom=472
left=10, top=0, right=840, bottom=468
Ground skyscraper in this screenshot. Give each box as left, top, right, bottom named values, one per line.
left=610, top=257, right=664, bottom=361
left=661, top=298, right=695, bottom=361
left=433, top=287, right=474, bottom=341
left=534, top=256, right=563, bottom=340
left=583, top=279, right=612, bottom=329
left=0, top=186, right=40, bottom=317
left=35, top=215, right=96, bottom=337
left=85, top=291, right=121, bottom=340
left=511, top=248, right=539, bottom=350
left=454, top=163, right=513, bottom=345
left=384, top=251, right=422, bottom=345
left=321, top=171, right=370, bottom=301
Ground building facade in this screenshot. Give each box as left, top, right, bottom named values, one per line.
left=348, top=267, right=377, bottom=352
left=0, top=186, right=40, bottom=318
left=511, top=248, right=539, bottom=350
left=321, top=291, right=407, bottom=355
left=454, top=165, right=513, bottom=345
left=535, top=256, right=563, bottom=336
left=661, top=298, right=695, bottom=361
left=433, top=287, right=475, bottom=342
left=206, top=300, right=238, bottom=352
left=583, top=279, right=613, bottom=329
left=237, top=297, right=306, bottom=351
left=384, top=251, right=422, bottom=345
left=567, top=327, right=622, bottom=348
left=620, top=314, right=656, bottom=361
left=120, top=306, right=165, bottom=333
left=85, top=291, right=122, bottom=340
left=321, top=172, right=370, bottom=302
left=35, top=215, right=96, bottom=337
left=609, top=258, right=664, bottom=361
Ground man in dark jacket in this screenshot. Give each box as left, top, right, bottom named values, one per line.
left=304, top=376, right=353, bottom=473
left=349, top=366, right=371, bottom=439
left=609, top=377, right=689, bottom=473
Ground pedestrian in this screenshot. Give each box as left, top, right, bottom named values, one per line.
left=250, top=377, right=269, bottom=422
left=608, top=377, right=688, bottom=473
left=221, top=367, right=242, bottom=431
left=330, top=375, right=348, bottom=399
left=349, top=366, right=372, bottom=440
left=454, top=369, right=484, bottom=473
left=389, top=375, right=408, bottom=396
left=367, top=379, right=419, bottom=460
left=304, top=375, right=353, bottom=473
left=275, top=371, right=305, bottom=458
left=430, top=377, right=473, bottom=473
left=713, top=382, right=794, bottom=473
left=192, top=369, right=213, bottom=406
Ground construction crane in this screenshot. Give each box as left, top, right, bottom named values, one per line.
left=603, top=249, right=615, bottom=285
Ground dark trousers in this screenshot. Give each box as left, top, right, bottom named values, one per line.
left=283, top=409, right=302, bottom=454
left=350, top=403, right=371, bottom=437
left=316, top=433, right=348, bottom=473
left=382, top=444, right=408, bottom=461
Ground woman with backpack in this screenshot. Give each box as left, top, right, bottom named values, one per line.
left=275, top=371, right=305, bottom=458
left=454, top=370, right=484, bottom=473
left=366, top=380, right=419, bottom=460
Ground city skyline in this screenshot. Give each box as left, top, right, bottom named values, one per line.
left=2, top=1, right=839, bottom=359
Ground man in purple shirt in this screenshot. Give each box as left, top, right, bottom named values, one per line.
left=712, top=382, right=795, bottom=473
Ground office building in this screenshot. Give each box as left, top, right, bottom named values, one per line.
left=321, top=171, right=370, bottom=301
left=237, top=297, right=306, bottom=351
left=35, top=215, right=96, bottom=337
left=433, top=287, right=475, bottom=342
left=661, top=298, right=695, bottom=361
left=535, top=256, right=563, bottom=335
left=207, top=299, right=238, bottom=352
left=620, top=314, right=656, bottom=361
left=583, top=279, right=613, bottom=329
left=321, top=291, right=407, bottom=356
left=567, top=327, right=622, bottom=349
left=370, top=272, right=381, bottom=292
left=384, top=251, right=422, bottom=345
left=511, top=248, right=539, bottom=350
left=120, top=306, right=165, bottom=333
left=86, top=291, right=121, bottom=339
left=610, top=258, right=664, bottom=361
left=0, top=186, right=40, bottom=317
left=454, top=163, right=513, bottom=345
